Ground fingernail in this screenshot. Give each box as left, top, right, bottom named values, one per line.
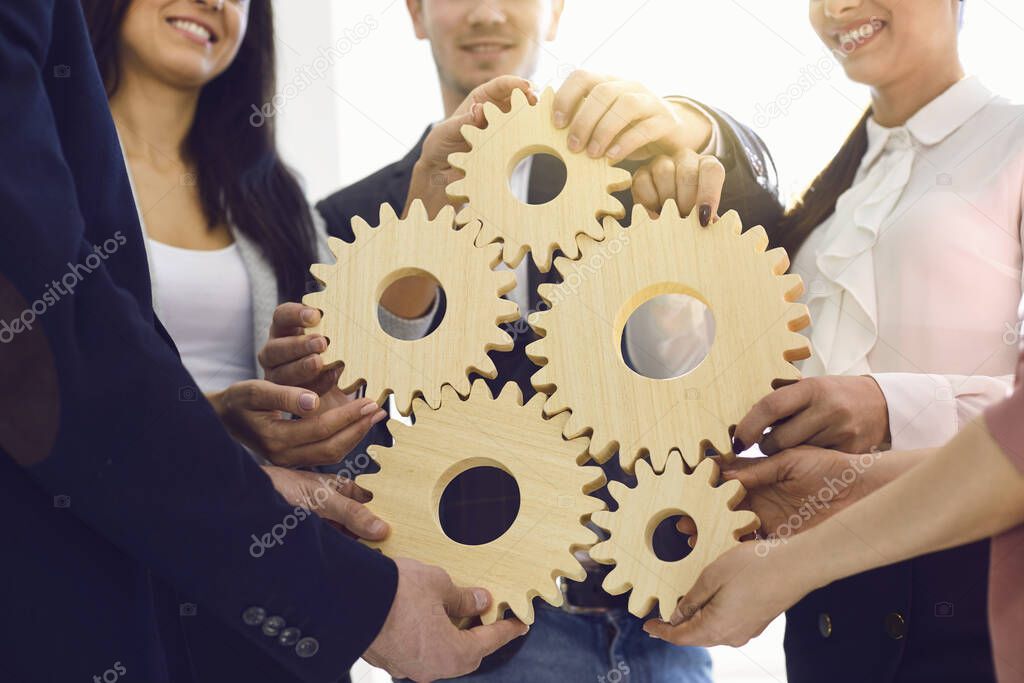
left=308, top=337, right=327, bottom=354
left=370, top=519, right=387, bottom=536
left=587, top=140, right=601, bottom=157
left=473, top=589, right=489, bottom=611
left=360, top=401, right=379, bottom=416
left=370, top=410, right=388, bottom=425
left=567, top=135, right=581, bottom=152
left=732, top=437, right=746, bottom=454
left=553, top=111, right=567, bottom=128
left=300, top=308, right=317, bottom=325
left=607, top=144, right=622, bottom=160
left=299, top=393, right=317, bottom=412
left=699, top=204, right=712, bottom=227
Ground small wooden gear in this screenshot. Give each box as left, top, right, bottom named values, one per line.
left=589, top=452, right=760, bottom=621
left=527, top=202, right=812, bottom=472
left=302, top=201, right=520, bottom=415
left=356, top=381, right=607, bottom=625
left=446, top=87, right=632, bottom=272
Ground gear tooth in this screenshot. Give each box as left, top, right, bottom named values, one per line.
left=302, top=289, right=324, bottom=310
left=497, top=381, right=524, bottom=406
left=496, top=298, right=520, bottom=324
left=482, top=100, right=504, bottom=123
left=393, top=391, right=416, bottom=416
left=662, top=450, right=686, bottom=475
left=602, top=566, right=632, bottom=595
left=588, top=539, right=615, bottom=564
left=459, top=123, right=483, bottom=147
left=692, top=457, right=720, bottom=484
left=580, top=467, right=606, bottom=494
left=742, top=225, right=771, bottom=253
left=308, top=263, right=332, bottom=284
left=560, top=235, right=581, bottom=260
left=447, top=152, right=469, bottom=172
left=606, top=480, right=631, bottom=504
left=526, top=345, right=550, bottom=375
left=661, top=198, right=682, bottom=219
left=474, top=219, right=500, bottom=247
left=355, top=470, right=382, bottom=491
left=551, top=254, right=575, bottom=278
left=493, top=270, right=517, bottom=297
left=447, top=375, right=472, bottom=399
left=734, top=510, right=762, bottom=537
left=535, top=282, right=558, bottom=306
left=718, top=209, right=744, bottom=235
left=510, top=87, right=530, bottom=110
left=629, top=590, right=658, bottom=619
left=717, top=477, right=746, bottom=504
left=467, top=378, right=495, bottom=402
left=779, top=273, right=805, bottom=301
left=326, top=236, right=347, bottom=258
left=633, top=457, right=655, bottom=482
left=784, top=334, right=812, bottom=363
left=454, top=203, right=476, bottom=227
left=608, top=166, right=633, bottom=192
left=787, top=303, right=811, bottom=331
left=538, top=86, right=556, bottom=108
left=765, top=245, right=790, bottom=273
left=531, top=244, right=554, bottom=272
left=377, top=201, right=399, bottom=226
left=406, top=198, right=428, bottom=222
left=434, top=203, right=457, bottom=227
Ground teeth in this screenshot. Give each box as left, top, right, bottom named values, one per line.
left=170, top=19, right=212, bottom=42
left=839, top=22, right=881, bottom=49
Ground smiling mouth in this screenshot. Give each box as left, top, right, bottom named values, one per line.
left=835, top=19, right=886, bottom=54
left=459, top=42, right=515, bottom=56
left=166, top=17, right=218, bottom=45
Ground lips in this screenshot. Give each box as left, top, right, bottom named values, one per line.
left=459, top=41, right=515, bottom=56
left=166, top=16, right=219, bottom=46
left=834, top=18, right=886, bottom=54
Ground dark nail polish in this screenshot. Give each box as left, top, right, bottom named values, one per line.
left=731, top=437, right=745, bottom=454
left=699, top=204, right=711, bottom=227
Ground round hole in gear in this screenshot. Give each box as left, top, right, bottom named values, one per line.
left=650, top=513, right=696, bottom=562
left=508, top=149, right=567, bottom=205
left=376, top=268, right=447, bottom=341
left=616, top=285, right=716, bottom=380
left=438, top=465, right=521, bottom=546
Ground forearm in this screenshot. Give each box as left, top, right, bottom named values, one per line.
left=794, top=418, right=1024, bottom=590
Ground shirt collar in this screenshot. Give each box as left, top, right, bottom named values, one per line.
left=861, top=75, right=995, bottom=169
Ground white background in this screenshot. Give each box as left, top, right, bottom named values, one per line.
left=268, top=2, right=1024, bottom=681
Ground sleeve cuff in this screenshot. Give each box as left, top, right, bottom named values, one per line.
left=871, top=372, right=960, bottom=450
left=378, top=293, right=440, bottom=340
left=666, top=95, right=724, bottom=157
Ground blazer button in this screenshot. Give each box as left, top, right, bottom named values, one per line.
left=242, top=606, right=266, bottom=627
left=295, top=636, right=320, bottom=659
left=885, top=611, right=907, bottom=640
left=278, top=627, right=302, bottom=647
left=817, top=613, right=832, bottom=639
left=262, top=615, right=286, bottom=637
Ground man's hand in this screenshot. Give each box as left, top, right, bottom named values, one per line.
left=552, top=70, right=712, bottom=163
left=262, top=465, right=389, bottom=541
left=407, top=74, right=535, bottom=217
left=733, top=375, right=891, bottom=455
left=209, top=379, right=386, bottom=467
left=364, top=558, right=530, bottom=682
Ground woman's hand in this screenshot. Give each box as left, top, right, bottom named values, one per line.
left=552, top=70, right=712, bottom=163
left=262, top=465, right=388, bottom=541
left=733, top=375, right=891, bottom=455
left=407, top=74, right=536, bottom=217
left=631, top=152, right=726, bottom=224
left=209, top=378, right=386, bottom=468
left=643, top=541, right=815, bottom=647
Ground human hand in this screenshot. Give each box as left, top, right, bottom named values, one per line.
left=643, top=541, right=816, bottom=647
left=261, top=465, right=388, bottom=541
left=408, top=75, right=536, bottom=217
left=552, top=70, right=712, bottom=164
left=209, top=378, right=386, bottom=467
left=363, top=558, right=530, bottom=682
left=733, top=375, right=891, bottom=455
left=630, top=151, right=726, bottom=225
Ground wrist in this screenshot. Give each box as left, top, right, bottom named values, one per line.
left=666, top=98, right=713, bottom=153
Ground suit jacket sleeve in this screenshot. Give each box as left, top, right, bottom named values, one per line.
left=0, top=4, right=395, bottom=680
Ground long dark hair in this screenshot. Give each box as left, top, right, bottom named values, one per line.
left=774, top=110, right=870, bottom=258
left=81, top=0, right=318, bottom=302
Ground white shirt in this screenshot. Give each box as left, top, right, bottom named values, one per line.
left=793, top=76, right=1024, bottom=449
left=147, top=239, right=257, bottom=394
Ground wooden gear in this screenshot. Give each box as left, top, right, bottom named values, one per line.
left=589, top=453, right=760, bottom=621
left=302, top=201, right=520, bottom=415
left=446, top=87, right=633, bottom=272
left=356, top=380, right=606, bottom=625
left=527, top=202, right=812, bottom=472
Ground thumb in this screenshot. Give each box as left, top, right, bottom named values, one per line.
left=444, top=581, right=491, bottom=619
left=671, top=573, right=717, bottom=626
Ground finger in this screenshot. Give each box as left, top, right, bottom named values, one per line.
left=466, top=76, right=534, bottom=114
left=552, top=69, right=604, bottom=128
left=695, top=156, right=726, bottom=228
left=264, top=350, right=330, bottom=389
left=675, top=517, right=698, bottom=535
left=644, top=611, right=713, bottom=647
left=317, top=485, right=389, bottom=540
left=674, top=148, right=701, bottom=216
left=732, top=382, right=813, bottom=453
left=566, top=82, right=621, bottom=154
left=648, top=155, right=675, bottom=209
left=588, top=92, right=654, bottom=159
left=608, top=115, right=675, bottom=163
left=270, top=302, right=320, bottom=339
left=460, top=618, right=530, bottom=661
left=264, top=397, right=378, bottom=448
left=237, top=380, right=321, bottom=416
left=719, top=455, right=787, bottom=490
left=758, top=409, right=831, bottom=456
left=271, top=408, right=387, bottom=467
left=331, top=476, right=372, bottom=504
left=631, top=166, right=659, bottom=214
left=258, top=334, right=327, bottom=371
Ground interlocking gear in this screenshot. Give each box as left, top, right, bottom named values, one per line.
left=446, top=87, right=632, bottom=272
left=303, top=201, right=519, bottom=415
left=527, top=203, right=811, bottom=472
left=357, top=381, right=607, bottom=625
left=589, top=452, right=760, bottom=621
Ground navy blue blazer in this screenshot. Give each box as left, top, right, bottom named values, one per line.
left=0, top=3, right=396, bottom=682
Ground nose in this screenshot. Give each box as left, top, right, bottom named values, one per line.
left=194, top=0, right=225, bottom=11
left=823, top=0, right=863, bottom=19
left=466, top=1, right=507, bottom=27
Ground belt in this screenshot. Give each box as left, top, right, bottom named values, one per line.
left=559, top=564, right=630, bottom=614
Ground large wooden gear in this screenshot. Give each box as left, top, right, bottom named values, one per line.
left=527, top=202, right=812, bottom=472
left=589, top=453, right=760, bottom=621
left=357, top=381, right=607, bottom=625
left=302, top=200, right=520, bottom=415
left=446, top=87, right=632, bottom=272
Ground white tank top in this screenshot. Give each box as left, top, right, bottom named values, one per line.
left=147, top=238, right=256, bottom=394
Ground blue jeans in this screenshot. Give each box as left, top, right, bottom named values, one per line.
left=452, top=603, right=711, bottom=683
